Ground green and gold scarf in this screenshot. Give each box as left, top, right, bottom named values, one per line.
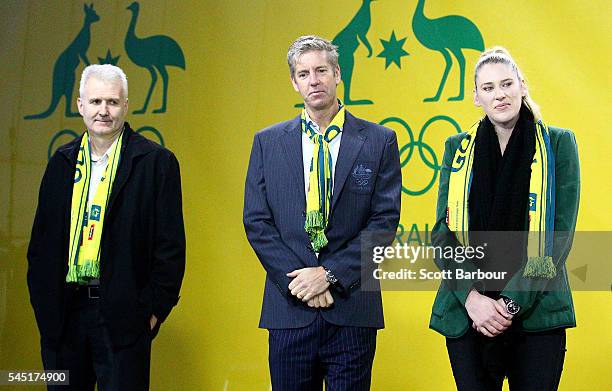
left=66, top=131, right=123, bottom=284
left=302, top=104, right=345, bottom=252
left=447, top=119, right=556, bottom=278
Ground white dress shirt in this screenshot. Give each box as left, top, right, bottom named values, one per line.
left=88, top=137, right=119, bottom=204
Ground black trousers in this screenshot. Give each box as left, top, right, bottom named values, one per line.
left=446, top=326, right=566, bottom=391
left=268, top=313, right=378, bottom=391
left=41, top=288, right=154, bottom=391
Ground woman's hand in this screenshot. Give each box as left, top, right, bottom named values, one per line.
left=465, top=289, right=513, bottom=337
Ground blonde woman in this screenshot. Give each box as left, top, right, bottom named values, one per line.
left=429, top=47, right=580, bottom=390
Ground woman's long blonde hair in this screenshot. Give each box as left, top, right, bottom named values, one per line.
left=474, top=46, right=542, bottom=121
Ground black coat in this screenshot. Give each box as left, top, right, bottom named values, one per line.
left=27, top=123, right=185, bottom=348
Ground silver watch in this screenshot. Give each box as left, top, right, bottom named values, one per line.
left=502, top=297, right=521, bottom=315
left=324, top=268, right=338, bottom=285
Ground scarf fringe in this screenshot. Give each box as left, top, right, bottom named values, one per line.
left=305, top=211, right=328, bottom=251
left=523, top=256, right=556, bottom=279
left=305, top=210, right=324, bottom=229
left=66, top=261, right=101, bottom=284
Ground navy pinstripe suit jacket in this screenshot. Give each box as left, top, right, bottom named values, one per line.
left=244, top=111, right=401, bottom=329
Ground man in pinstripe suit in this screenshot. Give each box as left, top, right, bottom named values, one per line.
left=244, top=35, right=401, bottom=390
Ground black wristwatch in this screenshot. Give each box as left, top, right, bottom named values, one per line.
left=502, top=296, right=521, bottom=315
left=324, top=267, right=338, bottom=285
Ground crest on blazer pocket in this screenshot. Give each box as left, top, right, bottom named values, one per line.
left=349, top=161, right=376, bottom=193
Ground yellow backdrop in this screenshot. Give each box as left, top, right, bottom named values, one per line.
left=0, top=0, right=610, bottom=390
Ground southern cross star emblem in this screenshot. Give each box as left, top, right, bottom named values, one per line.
left=378, top=31, right=410, bottom=69
left=98, top=49, right=120, bottom=65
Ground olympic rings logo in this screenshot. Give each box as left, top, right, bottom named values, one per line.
left=379, top=115, right=461, bottom=196
left=47, top=126, right=165, bottom=160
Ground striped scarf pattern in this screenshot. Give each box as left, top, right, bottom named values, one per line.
left=446, top=119, right=556, bottom=279
left=302, top=104, right=345, bottom=252
left=66, top=131, right=123, bottom=284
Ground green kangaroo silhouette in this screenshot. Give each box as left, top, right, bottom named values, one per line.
left=24, top=3, right=99, bottom=120
left=412, top=0, right=484, bottom=102
left=126, top=1, right=186, bottom=114
left=332, top=0, right=376, bottom=105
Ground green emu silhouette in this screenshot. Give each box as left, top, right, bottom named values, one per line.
left=332, top=0, right=376, bottom=106
left=412, top=0, right=484, bottom=102
left=24, top=3, right=99, bottom=120
left=126, top=1, right=186, bottom=114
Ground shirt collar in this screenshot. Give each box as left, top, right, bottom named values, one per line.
left=303, top=103, right=345, bottom=135
left=303, top=110, right=321, bottom=134
left=91, top=136, right=119, bottom=164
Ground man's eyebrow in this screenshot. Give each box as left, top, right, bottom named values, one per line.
left=89, top=96, right=120, bottom=100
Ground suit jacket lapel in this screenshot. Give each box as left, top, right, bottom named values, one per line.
left=280, top=116, right=306, bottom=206
left=331, top=111, right=366, bottom=212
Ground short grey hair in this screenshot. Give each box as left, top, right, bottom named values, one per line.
left=79, top=64, right=128, bottom=98
left=287, top=35, right=339, bottom=78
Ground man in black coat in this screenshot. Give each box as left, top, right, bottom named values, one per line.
left=27, top=64, right=185, bottom=390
